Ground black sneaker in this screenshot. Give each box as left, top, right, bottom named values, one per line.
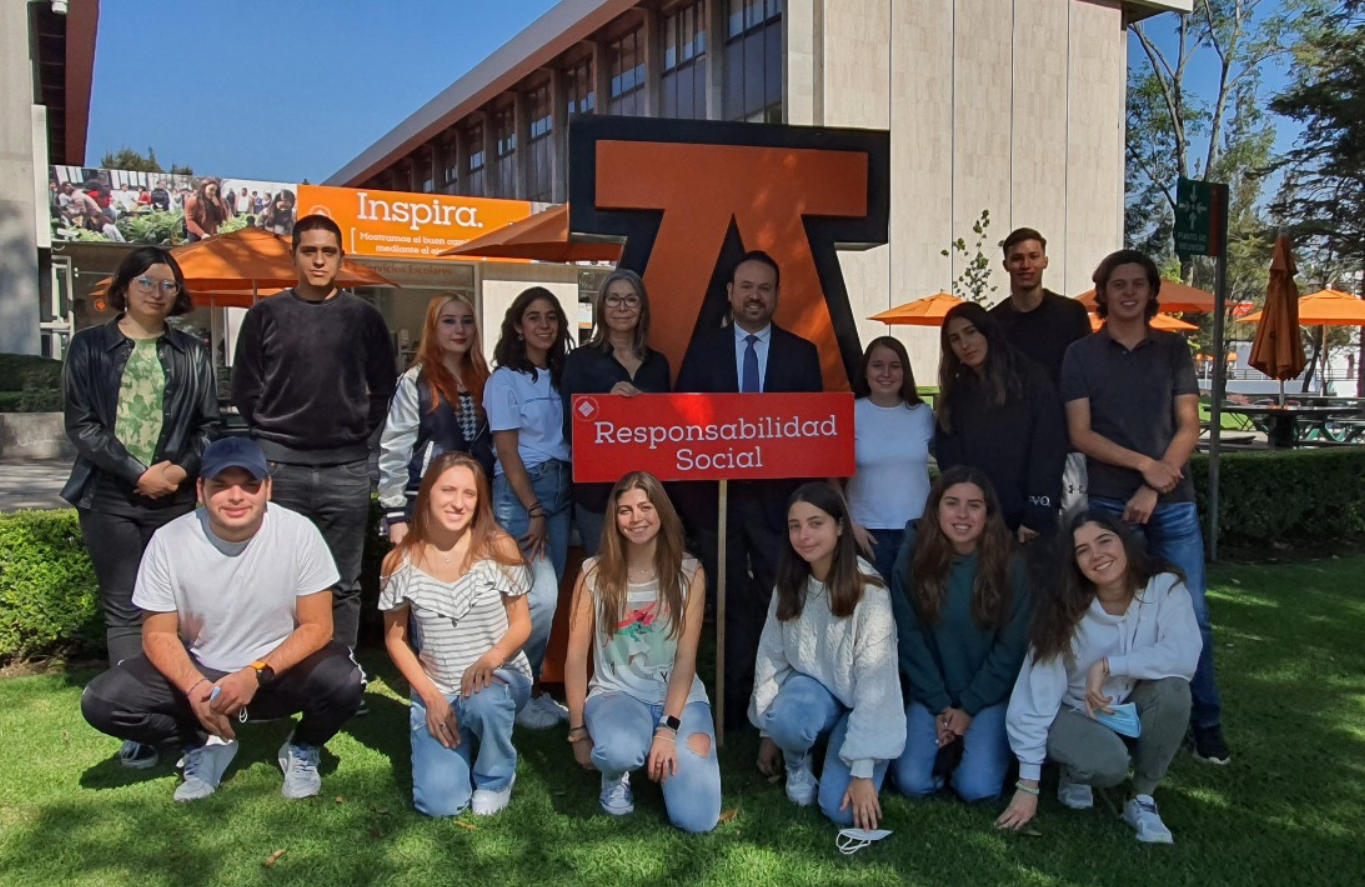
left=355, top=696, right=369, bottom=717
left=1192, top=724, right=1231, bottom=765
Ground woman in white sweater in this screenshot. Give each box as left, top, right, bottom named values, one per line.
left=996, top=511, right=1201, bottom=844
left=750, top=482, right=905, bottom=830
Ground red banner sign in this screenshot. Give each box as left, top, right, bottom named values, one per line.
left=572, top=393, right=855, bottom=483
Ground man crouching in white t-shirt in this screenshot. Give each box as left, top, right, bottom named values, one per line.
left=81, top=436, right=365, bottom=802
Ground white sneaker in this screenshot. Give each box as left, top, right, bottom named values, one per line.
left=1058, top=770, right=1094, bottom=810
left=278, top=736, right=323, bottom=799
left=174, top=738, right=238, bottom=802
left=785, top=755, right=819, bottom=807
left=515, top=694, right=568, bottom=730
left=1123, top=794, right=1175, bottom=844
left=472, top=775, right=515, bottom=816
left=600, top=772, right=634, bottom=815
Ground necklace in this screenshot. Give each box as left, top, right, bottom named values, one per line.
left=430, top=544, right=455, bottom=565
left=627, top=564, right=656, bottom=581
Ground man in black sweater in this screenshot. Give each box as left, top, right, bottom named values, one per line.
left=989, top=227, right=1092, bottom=386
left=990, top=227, right=1093, bottom=514
left=231, top=215, right=395, bottom=654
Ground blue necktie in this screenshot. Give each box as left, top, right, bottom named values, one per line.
left=742, top=334, right=760, bottom=393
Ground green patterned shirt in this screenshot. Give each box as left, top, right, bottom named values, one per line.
left=114, top=338, right=165, bottom=467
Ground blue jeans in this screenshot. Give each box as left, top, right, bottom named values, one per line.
left=1088, top=497, right=1223, bottom=728
left=866, top=528, right=904, bottom=587
left=585, top=693, right=721, bottom=833
left=893, top=701, right=1010, bottom=802
left=761, top=673, right=889, bottom=826
left=493, top=459, right=571, bottom=676
left=409, top=669, right=532, bottom=817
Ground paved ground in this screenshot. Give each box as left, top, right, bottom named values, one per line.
left=0, top=459, right=69, bottom=512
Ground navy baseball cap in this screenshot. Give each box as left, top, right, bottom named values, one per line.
left=200, top=437, right=270, bottom=481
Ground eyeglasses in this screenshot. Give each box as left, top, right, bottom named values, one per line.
left=132, top=276, right=180, bottom=295
left=604, top=294, right=641, bottom=308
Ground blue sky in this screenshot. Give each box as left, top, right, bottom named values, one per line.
left=86, top=0, right=558, bottom=183
left=87, top=1, right=1301, bottom=186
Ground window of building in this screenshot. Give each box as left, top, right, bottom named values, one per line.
left=464, top=122, right=485, bottom=197
left=661, top=1, right=707, bottom=120
left=526, top=81, right=553, bottom=203
left=608, top=28, right=645, bottom=116
left=441, top=139, right=459, bottom=193
left=723, top=0, right=782, bottom=123
left=566, top=58, right=596, bottom=117
left=491, top=104, right=516, bottom=197
left=418, top=148, right=435, bottom=193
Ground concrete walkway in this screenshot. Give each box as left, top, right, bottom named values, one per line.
left=0, top=459, right=69, bottom=512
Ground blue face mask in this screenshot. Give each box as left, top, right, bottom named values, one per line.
left=1095, top=701, right=1142, bottom=738
left=837, top=828, right=893, bottom=855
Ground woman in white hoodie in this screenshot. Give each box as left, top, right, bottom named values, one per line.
left=750, top=482, right=905, bottom=830
left=996, top=511, right=1201, bottom=844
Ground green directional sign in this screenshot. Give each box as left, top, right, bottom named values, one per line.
left=1174, top=177, right=1228, bottom=258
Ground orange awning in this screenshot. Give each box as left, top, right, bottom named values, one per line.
left=440, top=204, right=623, bottom=264
left=869, top=292, right=964, bottom=326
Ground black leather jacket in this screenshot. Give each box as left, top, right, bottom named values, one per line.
left=61, top=318, right=221, bottom=508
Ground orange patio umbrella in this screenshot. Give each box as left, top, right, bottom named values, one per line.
left=440, top=203, right=623, bottom=263
left=1077, top=280, right=1216, bottom=314
left=1246, top=236, right=1307, bottom=393
left=869, top=292, right=964, bottom=326
left=1241, top=288, right=1365, bottom=326
left=91, top=228, right=397, bottom=303
left=1089, top=312, right=1198, bottom=332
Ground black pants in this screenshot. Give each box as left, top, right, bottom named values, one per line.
left=78, top=502, right=194, bottom=666
left=80, top=642, right=364, bottom=752
left=268, top=460, right=372, bottom=649
left=694, top=485, right=784, bottom=730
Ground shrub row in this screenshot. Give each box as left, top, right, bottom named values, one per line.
left=3, top=449, right=1363, bottom=664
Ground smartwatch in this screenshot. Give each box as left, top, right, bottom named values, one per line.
left=250, top=660, right=277, bottom=686
left=658, top=714, right=681, bottom=732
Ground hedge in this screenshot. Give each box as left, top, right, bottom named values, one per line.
left=2, top=449, right=1363, bottom=664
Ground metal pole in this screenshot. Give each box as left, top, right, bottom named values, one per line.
left=714, top=479, right=728, bottom=746
left=1207, top=186, right=1230, bottom=562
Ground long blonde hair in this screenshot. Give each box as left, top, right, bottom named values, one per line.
left=591, top=472, right=688, bottom=640
left=391, top=452, right=521, bottom=573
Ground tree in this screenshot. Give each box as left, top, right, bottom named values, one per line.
left=941, top=209, right=998, bottom=304
left=97, top=146, right=194, bottom=176
left=1270, top=0, right=1365, bottom=393
left=1124, top=1, right=1286, bottom=281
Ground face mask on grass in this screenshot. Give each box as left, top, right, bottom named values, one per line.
left=836, top=828, right=893, bottom=855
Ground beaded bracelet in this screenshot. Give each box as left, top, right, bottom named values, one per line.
left=1015, top=781, right=1040, bottom=796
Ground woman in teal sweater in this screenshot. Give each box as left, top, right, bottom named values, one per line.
left=890, top=466, right=1032, bottom=802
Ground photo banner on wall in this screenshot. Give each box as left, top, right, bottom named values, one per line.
left=296, top=184, right=536, bottom=259
left=49, top=165, right=297, bottom=246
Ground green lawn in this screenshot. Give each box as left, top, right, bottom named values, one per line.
left=2, top=556, right=1363, bottom=887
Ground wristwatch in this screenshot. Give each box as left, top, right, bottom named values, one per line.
left=250, top=660, right=277, bottom=686
left=658, top=714, right=681, bottom=732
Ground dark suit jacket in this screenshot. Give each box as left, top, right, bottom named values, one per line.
left=674, top=323, right=824, bottom=531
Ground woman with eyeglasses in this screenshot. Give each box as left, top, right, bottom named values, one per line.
left=62, top=246, right=220, bottom=769
left=559, top=270, right=670, bottom=556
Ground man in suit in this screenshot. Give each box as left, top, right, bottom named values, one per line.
left=676, top=250, right=823, bottom=727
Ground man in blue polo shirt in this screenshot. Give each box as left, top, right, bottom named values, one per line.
left=1060, top=249, right=1230, bottom=767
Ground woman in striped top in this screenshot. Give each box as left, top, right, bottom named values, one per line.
left=380, top=451, right=533, bottom=818
left=563, top=471, right=720, bottom=833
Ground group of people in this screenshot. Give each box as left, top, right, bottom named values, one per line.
left=68, top=216, right=1227, bottom=845
left=51, top=175, right=296, bottom=242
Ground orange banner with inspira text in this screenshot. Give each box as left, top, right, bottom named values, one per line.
left=296, top=184, right=535, bottom=259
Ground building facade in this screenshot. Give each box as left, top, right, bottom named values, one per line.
left=329, top=0, right=1190, bottom=368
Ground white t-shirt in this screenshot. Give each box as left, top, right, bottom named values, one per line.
left=845, top=398, right=935, bottom=530
left=483, top=366, right=571, bottom=474
left=132, top=505, right=340, bottom=672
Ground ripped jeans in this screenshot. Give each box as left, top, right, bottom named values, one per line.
left=584, top=693, right=721, bottom=833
